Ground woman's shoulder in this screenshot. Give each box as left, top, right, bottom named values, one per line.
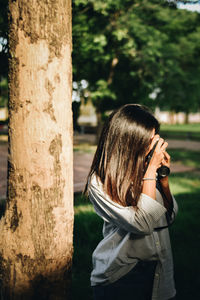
left=88, top=173, right=105, bottom=195
left=89, top=172, right=101, bottom=186
left=88, top=173, right=132, bottom=210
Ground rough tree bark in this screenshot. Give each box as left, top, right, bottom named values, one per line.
left=0, top=0, right=73, bottom=299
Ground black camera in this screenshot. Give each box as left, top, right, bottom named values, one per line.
left=145, top=140, right=170, bottom=179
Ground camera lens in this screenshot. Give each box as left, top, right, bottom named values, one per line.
left=157, top=166, right=170, bottom=179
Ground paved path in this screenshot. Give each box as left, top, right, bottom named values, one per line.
left=1, top=136, right=200, bottom=198
left=74, top=134, right=200, bottom=151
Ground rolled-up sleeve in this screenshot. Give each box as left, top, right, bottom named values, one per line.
left=88, top=176, right=167, bottom=235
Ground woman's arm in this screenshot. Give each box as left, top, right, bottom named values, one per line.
left=142, top=136, right=176, bottom=218
left=142, top=135, right=168, bottom=200
left=142, top=166, right=157, bottom=200
left=89, top=175, right=166, bottom=235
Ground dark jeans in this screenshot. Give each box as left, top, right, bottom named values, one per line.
left=93, top=261, right=157, bottom=300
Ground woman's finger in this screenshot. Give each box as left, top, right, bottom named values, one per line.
left=150, top=135, right=160, bottom=148
left=156, top=138, right=164, bottom=149
left=152, top=134, right=160, bottom=142
left=161, top=141, right=168, bottom=151
left=146, top=134, right=160, bottom=154
left=164, top=151, right=170, bottom=161
left=162, top=151, right=170, bottom=167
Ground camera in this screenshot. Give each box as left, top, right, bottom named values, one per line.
left=145, top=140, right=170, bottom=179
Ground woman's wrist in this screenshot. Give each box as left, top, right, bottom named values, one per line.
left=142, top=178, right=156, bottom=200
left=143, top=177, right=156, bottom=181
left=159, top=176, right=169, bottom=188
left=144, top=166, right=157, bottom=178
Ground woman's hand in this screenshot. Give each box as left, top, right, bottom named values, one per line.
left=143, top=134, right=172, bottom=203
left=145, top=135, right=168, bottom=177
left=161, top=150, right=171, bottom=169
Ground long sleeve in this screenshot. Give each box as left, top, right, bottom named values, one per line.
left=88, top=175, right=167, bottom=235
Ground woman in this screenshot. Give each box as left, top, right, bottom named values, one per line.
left=85, top=104, right=178, bottom=300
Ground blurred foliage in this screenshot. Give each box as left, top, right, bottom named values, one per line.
left=0, top=1, right=200, bottom=114
left=0, top=77, right=8, bottom=107
left=72, top=0, right=200, bottom=114
left=0, top=0, right=8, bottom=79
left=72, top=101, right=81, bottom=131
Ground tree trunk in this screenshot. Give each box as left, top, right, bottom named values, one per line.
left=169, top=110, right=175, bottom=125
left=184, top=111, right=189, bottom=124
left=0, top=1, right=73, bottom=299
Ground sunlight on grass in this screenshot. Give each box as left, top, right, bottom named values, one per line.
left=168, top=149, right=200, bottom=168
left=74, top=203, right=94, bottom=215
left=169, top=174, right=200, bottom=195
left=160, top=123, right=200, bottom=140
left=0, top=135, right=8, bottom=142
left=73, top=144, right=97, bottom=153
left=169, top=173, right=200, bottom=299
left=161, top=123, right=200, bottom=132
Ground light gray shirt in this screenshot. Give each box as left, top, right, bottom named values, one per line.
left=88, top=174, right=178, bottom=300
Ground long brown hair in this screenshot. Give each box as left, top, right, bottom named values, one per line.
left=85, top=104, right=160, bottom=207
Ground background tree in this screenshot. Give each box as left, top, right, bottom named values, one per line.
left=72, top=0, right=200, bottom=117
left=0, top=0, right=8, bottom=108
left=1, top=0, right=200, bottom=119
left=0, top=0, right=8, bottom=79
left=155, top=4, right=200, bottom=116
left=0, top=0, right=73, bottom=299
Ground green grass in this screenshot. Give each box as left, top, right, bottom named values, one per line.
left=73, top=144, right=96, bottom=153
left=169, top=173, right=200, bottom=300
left=168, top=149, right=200, bottom=169
left=73, top=193, right=102, bottom=300
left=160, top=123, right=200, bottom=140
left=161, top=123, right=200, bottom=132
left=0, top=136, right=8, bottom=144
left=72, top=172, right=200, bottom=300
